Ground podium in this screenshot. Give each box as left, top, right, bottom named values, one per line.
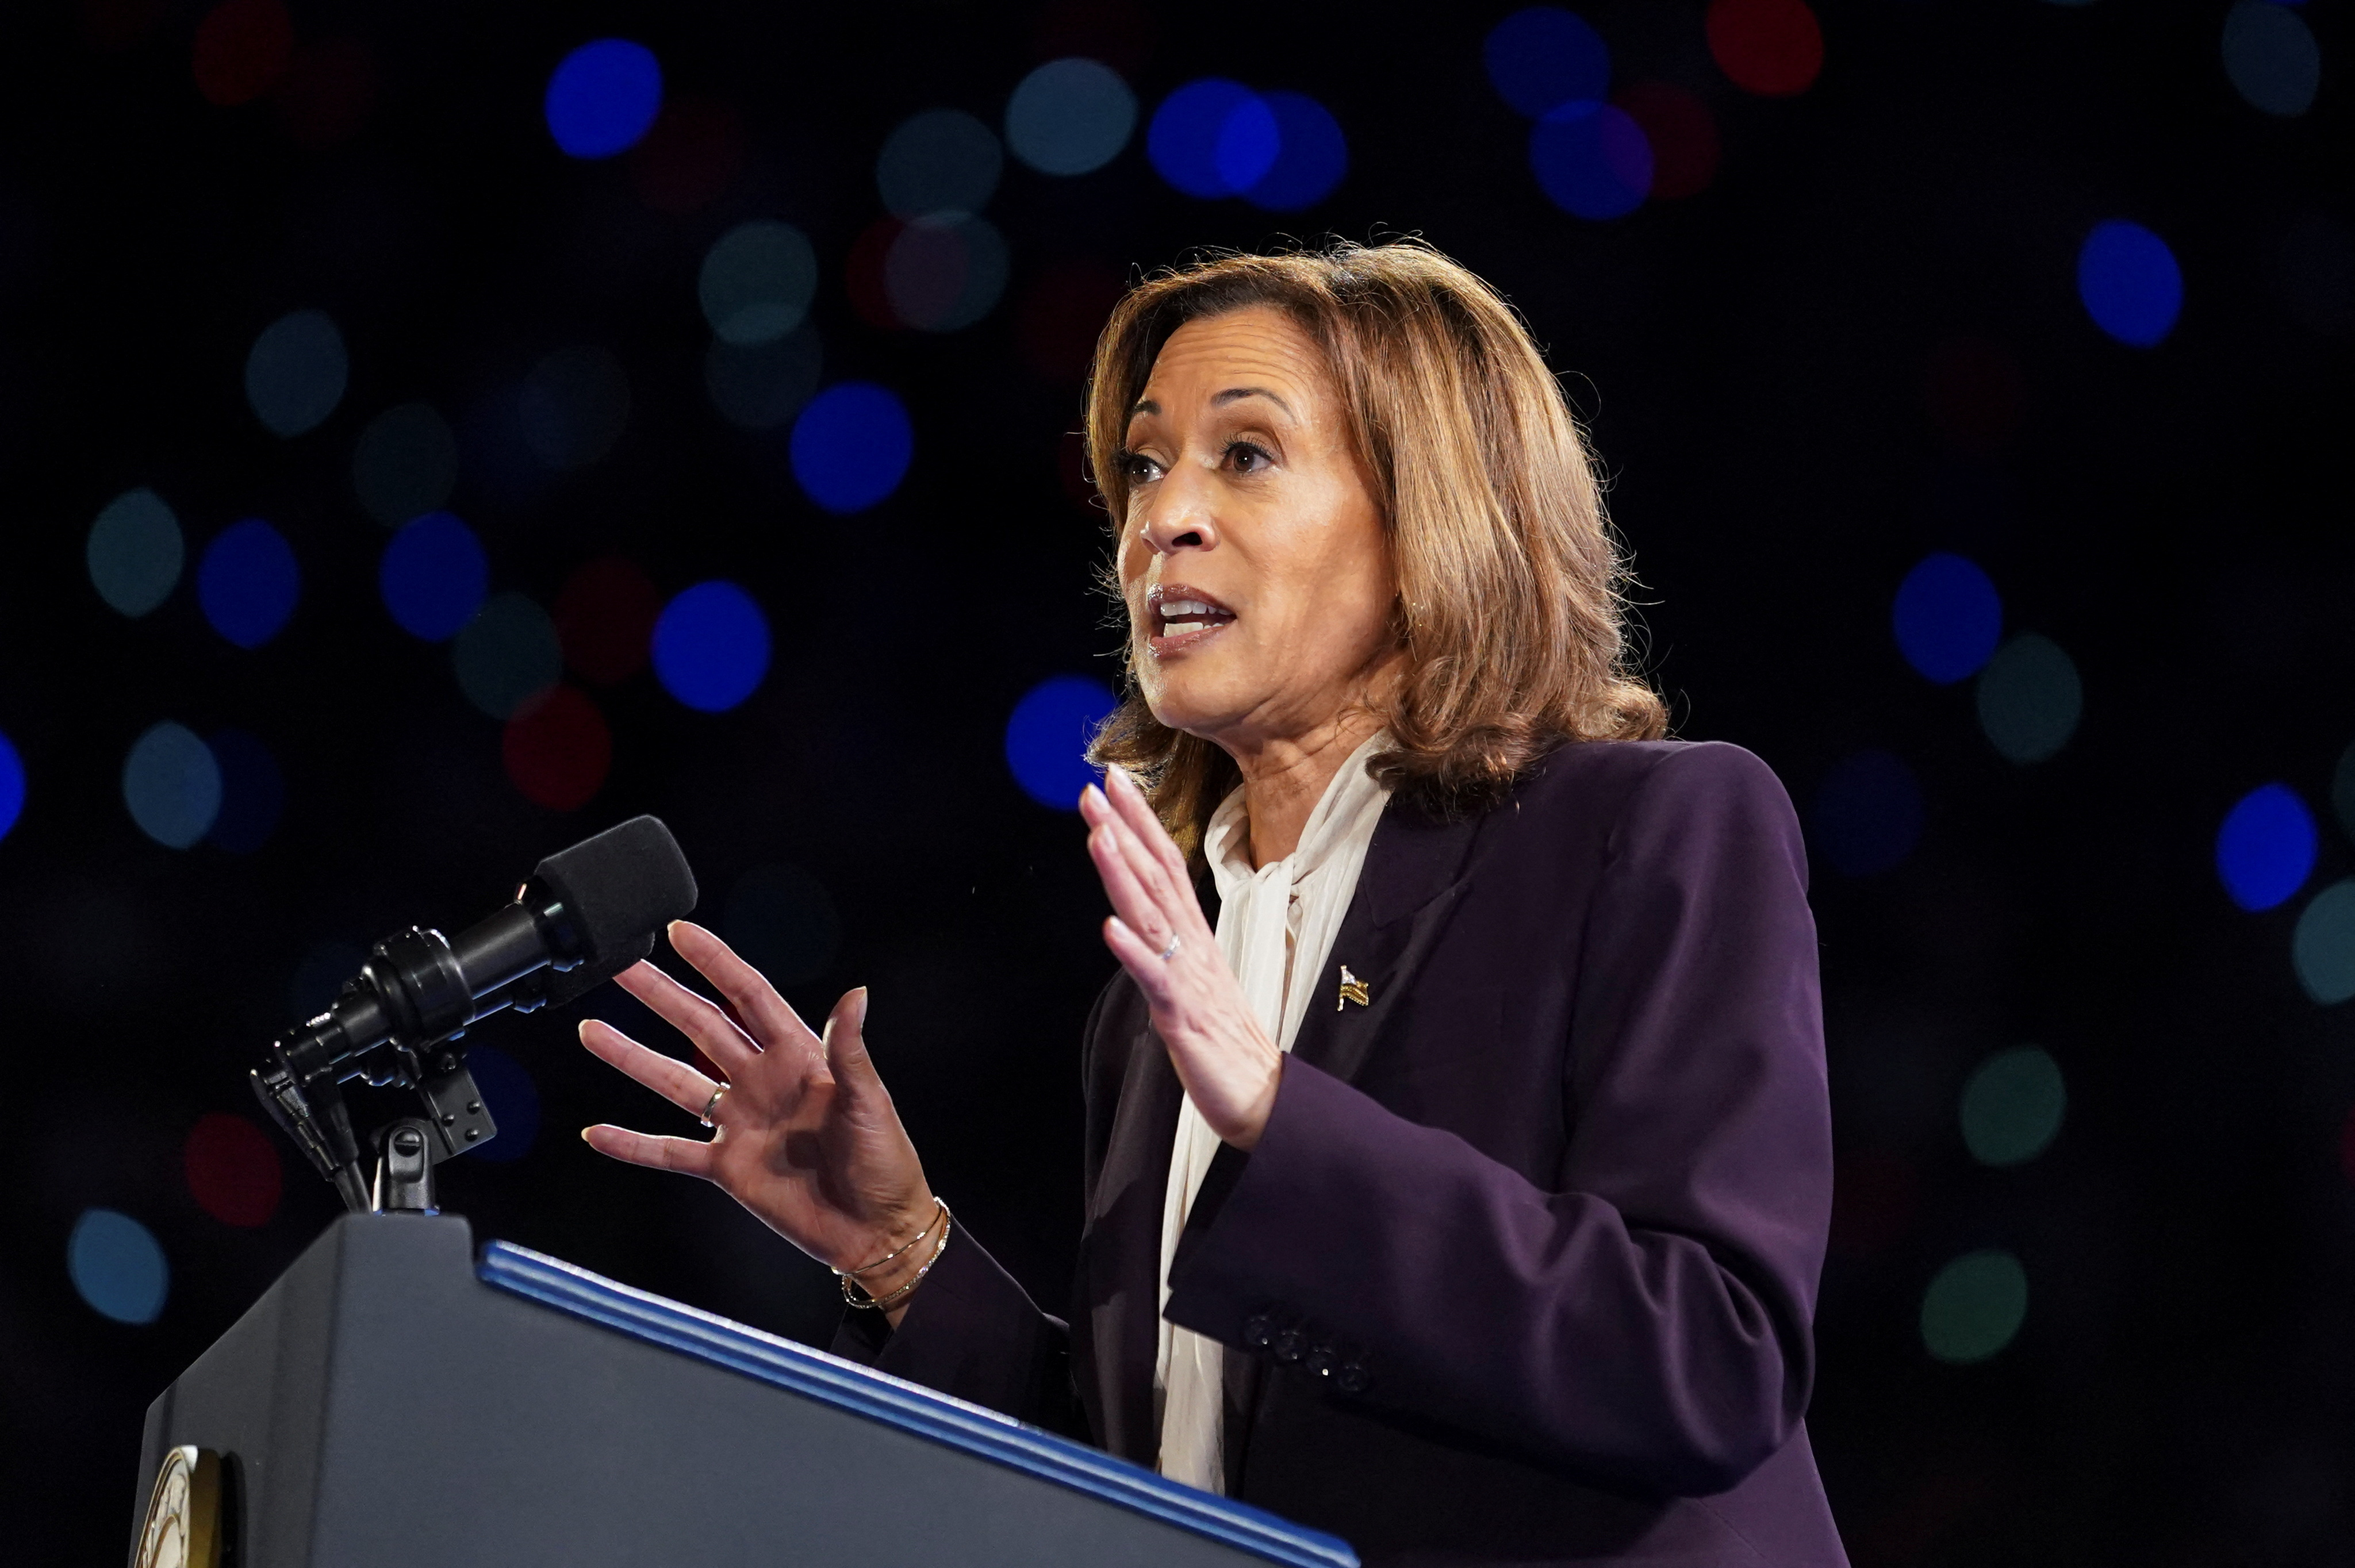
left=133, top=1215, right=1356, bottom=1567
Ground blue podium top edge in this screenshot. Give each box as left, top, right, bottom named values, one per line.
left=477, top=1240, right=1358, bottom=1568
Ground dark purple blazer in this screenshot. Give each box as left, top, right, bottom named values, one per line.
left=836, top=740, right=1849, bottom=1566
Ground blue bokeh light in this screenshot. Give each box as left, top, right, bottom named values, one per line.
left=1246, top=93, right=1348, bottom=211
left=452, top=593, right=562, bottom=720
left=2293, top=880, right=2355, bottom=1005
left=2222, top=0, right=2319, bottom=117
left=0, top=729, right=23, bottom=843
left=379, top=512, right=488, bottom=641
left=68, top=1209, right=168, bottom=1325
left=545, top=39, right=662, bottom=159
left=790, top=382, right=914, bottom=514
left=2216, top=782, right=2316, bottom=912
left=88, top=488, right=183, bottom=617
left=1485, top=6, right=1611, bottom=117
left=1530, top=101, right=1652, bottom=220
left=1006, top=57, right=1137, bottom=176
left=1149, top=79, right=1278, bottom=199
left=1893, top=551, right=2003, bottom=683
left=198, top=518, right=299, bottom=648
left=877, top=108, right=1003, bottom=219
left=886, top=213, right=1010, bottom=332
left=1005, top=675, right=1118, bottom=810
left=700, top=221, right=818, bottom=346
left=124, top=722, right=221, bottom=850
left=466, top=1043, right=540, bottom=1163
left=653, top=581, right=771, bottom=713
left=1812, top=749, right=1924, bottom=878
left=352, top=402, right=458, bottom=527
left=246, top=309, right=348, bottom=438
left=2078, top=221, right=2183, bottom=349
left=206, top=728, right=285, bottom=855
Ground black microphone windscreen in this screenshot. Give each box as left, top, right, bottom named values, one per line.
left=532, top=816, right=699, bottom=968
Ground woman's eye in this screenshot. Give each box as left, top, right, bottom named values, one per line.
left=1226, top=441, right=1272, bottom=473
left=1120, top=449, right=1163, bottom=482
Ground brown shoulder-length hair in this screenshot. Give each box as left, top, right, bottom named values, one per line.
left=1086, top=240, right=1666, bottom=856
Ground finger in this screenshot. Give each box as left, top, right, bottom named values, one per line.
left=1088, top=818, right=1172, bottom=946
left=578, top=1017, right=717, bottom=1117
left=581, top=1124, right=718, bottom=1178
left=1103, top=916, right=1179, bottom=1008
left=668, top=920, right=825, bottom=1066
left=1100, top=795, right=1186, bottom=913
left=1105, top=766, right=1191, bottom=881
left=820, top=987, right=882, bottom=1097
left=613, top=956, right=764, bottom=1079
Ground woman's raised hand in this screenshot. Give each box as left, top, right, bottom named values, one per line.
left=578, top=921, right=938, bottom=1308
left=1081, top=767, right=1283, bottom=1150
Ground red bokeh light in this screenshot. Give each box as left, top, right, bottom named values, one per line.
left=846, top=218, right=904, bottom=330
left=628, top=99, right=746, bottom=216
left=1613, top=83, right=1720, bottom=202
left=1017, top=260, right=1128, bottom=382
left=1924, top=339, right=2026, bottom=455
left=185, top=1112, right=282, bottom=1228
left=503, top=685, right=613, bottom=812
left=193, top=0, right=294, bottom=107
left=275, top=40, right=375, bottom=151
left=1706, top=0, right=1824, bottom=98
left=1827, top=1150, right=1916, bottom=1256
left=554, top=556, right=662, bottom=685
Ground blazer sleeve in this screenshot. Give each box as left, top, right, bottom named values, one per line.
left=1160, top=742, right=1832, bottom=1497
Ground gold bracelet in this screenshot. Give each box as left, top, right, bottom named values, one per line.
left=833, top=1197, right=946, bottom=1280
left=839, top=1204, right=952, bottom=1310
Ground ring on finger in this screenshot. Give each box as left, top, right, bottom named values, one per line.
left=700, top=1082, right=730, bottom=1128
left=1157, top=932, right=1181, bottom=962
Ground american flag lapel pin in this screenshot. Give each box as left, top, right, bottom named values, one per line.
left=1336, top=964, right=1370, bottom=1010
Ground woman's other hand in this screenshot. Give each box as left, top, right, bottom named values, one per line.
left=1083, top=766, right=1283, bottom=1149
left=578, top=921, right=939, bottom=1317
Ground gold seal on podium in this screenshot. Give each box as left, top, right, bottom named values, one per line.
left=132, top=1446, right=222, bottom=1568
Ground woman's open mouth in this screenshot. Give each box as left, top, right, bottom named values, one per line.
left=1147, top=585, right=1237, bottom=656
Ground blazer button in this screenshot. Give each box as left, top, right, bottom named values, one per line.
left=1334, top=1360, right=1370, bottom=1394
left=1242, top=1314, right=1275, bottom=1351
left=1271, top=1328, right=1305, bottom=1364
left=1303, top=1343, right=1336, bottom=1378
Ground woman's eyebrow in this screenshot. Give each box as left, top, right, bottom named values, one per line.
left=1211, top=386, right=1294, bottom=416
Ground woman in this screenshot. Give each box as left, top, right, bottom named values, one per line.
left=579, top=243, right=1847, bottom=1566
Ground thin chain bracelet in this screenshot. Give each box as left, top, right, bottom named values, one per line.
left=833, top=1197, right=946, bottom=1281
left=839, top=1202, right=953, bottom=1310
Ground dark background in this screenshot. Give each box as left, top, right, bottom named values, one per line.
left=4, top=1, right=2352, bottom=1562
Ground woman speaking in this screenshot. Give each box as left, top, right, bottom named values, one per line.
left=578, top=243, right=1847, bottom=1566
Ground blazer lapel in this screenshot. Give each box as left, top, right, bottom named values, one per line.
left=1080, top=1006, right=1182, bottom=1467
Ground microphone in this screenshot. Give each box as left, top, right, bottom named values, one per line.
left=251, top=816, right=699, bottom=1209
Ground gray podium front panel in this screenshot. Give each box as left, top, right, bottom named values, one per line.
left=136, top=1215, right=1356, bottom=1568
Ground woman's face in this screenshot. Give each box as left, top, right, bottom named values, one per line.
left=1117, top=306, right=1398, bottom=755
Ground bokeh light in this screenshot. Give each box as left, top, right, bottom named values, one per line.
left=653, top=582, right=770, bottom=714
left=2292, top=880, right=2355, bottom=1005
left=1244, top=93, right=1347, bottom=211
left=87, top=487, right=183, bottom=617
left=1007, top=58, right=1136, bottom=175
left=1812, top=748, right=1924, bottom=878
left=0, top=730, right=21, bottom=843
left=192, top=0, right=292, bottom=107
left=2222, top=0, right=2319, bottom=117
left=2216, top=782, right=2316, bottom=912
left=452, top=592, right=562, bottom=720
left=1976, top=633, right=2082, bottom=764
left=184, top=1112, right=282, bottom=1227
left=629, top=98, right=745, bottom=213
left=1920, top=1248, right=2027, bottom=1364
left=1531, top=102, right=1652, bottom=221
left=1892, top=552, right=2001, bottom=684
left=886, top=213, right=1010, bottom=332
left=245, top=309, right=347, bottom=437
left=1924, top=338, right=2026, bottom=455
left=379, top=512, right=488, bottom=641
left=554, top=556, right=662, bottom=685
left=1706, top=0, right=1825, bottom=98
left=521, top=346, right=630, bottom=471
left=544, top=39, right=662, bottom=160
left=723, top=863, right=842, bottom=986
left=465, top=1043, right=540, bottom=1163
left=2078, top=220, right=2183, bottom=348
left=1017, top=260, right=1127, bottom=381
left=699, top=221, right=818, bottom=345
left=790, top=382, right=914, bottom=514
left=877, top=109, right=1003, bottom=219
left=503, top=685, right=611, bottom=810
left=275, top=38, right=375, bottom=150
left=1959, top=1047, right=2066, bottom=1166
left=1614, top=83, right=1719, bottom=201
left=352, top=402, right=458, bottom=526
left=67, top=1209, right=168, bottom=1325
left=1483, top=7, right=1610, bottom=118
left=705, top=326, right=822, bottom=430
left=1005, top=675, right=1118, bottom=809
left=1148, top=79, right=1278, bottom=199
left=205, top=728, right=284, bottom=854
left=124, top=722, right=221, bottom=849
left=198, top=518, right=299, bottom=648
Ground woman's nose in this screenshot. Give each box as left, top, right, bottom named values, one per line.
left=1137, top=490, right=1219, bottom=556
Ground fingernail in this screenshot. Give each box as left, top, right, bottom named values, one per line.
left=856, top=986, right=870, bottom=1028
